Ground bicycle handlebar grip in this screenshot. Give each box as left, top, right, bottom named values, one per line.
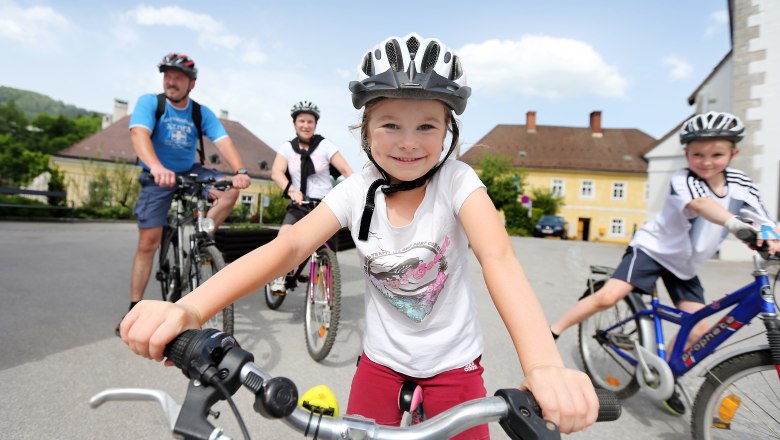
left=594, top=388, right=621, bottom=422
left=164, top=329, right=200, bottom=371
left=163, top=328, right=238, bottom=380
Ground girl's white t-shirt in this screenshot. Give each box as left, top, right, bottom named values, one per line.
left=632, top=167, right=775, bottom=279
left=277, top=138, right=339, bottom=200
left=324, top=160, right=486, bottom=377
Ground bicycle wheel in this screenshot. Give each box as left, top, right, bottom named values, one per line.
left=578, top=281, right=649, bottom=398
left=156, top=227, right=181, bottom=302
left=304, top=247, right=341, bottom=361
left=691, top=349, right=780, bottom=440
left=184, top=244, right=234, bottom=335
left=264, top=278, right=287, bottom=310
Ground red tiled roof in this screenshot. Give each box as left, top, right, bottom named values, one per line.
left=55, top=115, right=277, bottom=179
left=459, top=124, right=657, bottom=173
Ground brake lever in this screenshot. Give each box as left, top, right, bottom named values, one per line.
left=89, top=388, right=181, bottom=431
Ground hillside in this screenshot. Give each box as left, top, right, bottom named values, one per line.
left=0, top=86, right=102, bottom=119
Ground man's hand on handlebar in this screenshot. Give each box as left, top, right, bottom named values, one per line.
left=231, top=173, right=251, bottom=190
left=520, top=365, right=599, bottom=434
left=150, top=165, right=177, bottom=187
left=119, top=300, right=202, bottom=362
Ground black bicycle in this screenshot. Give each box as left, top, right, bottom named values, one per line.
left=264, top=199, right=342, bottom=361
left=156, top=174, right=234, bottom=334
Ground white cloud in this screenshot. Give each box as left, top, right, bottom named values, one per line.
left=128, top=5, right=243, bottom=50
left=458, top=35, right=628, bottom=100
left=241, top=39, right=267, bottom=65
left=0, top=1, right=71, bottom=47
left=705, top=10, right=729, bottom=38
left=662, top=56, right=693, bottom=80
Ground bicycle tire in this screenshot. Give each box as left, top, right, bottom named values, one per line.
left=264, top=281, right=286, bottom=310
left=691, top=349, right=780, bottom=440
left=578, top=280, right=649, bottom=398
left=183, top=244, right=234, bottom=335
left=304, top=247, right=341, bottom=361
left=157, top=226, right=181, bottom=302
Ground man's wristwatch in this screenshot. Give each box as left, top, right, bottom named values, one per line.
left=235, top=168, right=248, bottom=175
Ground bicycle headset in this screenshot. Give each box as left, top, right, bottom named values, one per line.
left=349, top=33, right=472, bottom=241
left=679, top=111, right=744, bottom=145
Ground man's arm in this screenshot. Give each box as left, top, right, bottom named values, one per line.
left=214, top=137, right=250, bottom=189
left=130, top=127, right=176, bottom=187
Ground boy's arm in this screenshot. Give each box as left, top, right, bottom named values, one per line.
left=459, top=188, right=597, bottom=433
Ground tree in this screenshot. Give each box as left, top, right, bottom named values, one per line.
left=531, top=187, right=565, bottom=215
left=476, top=153, right=526, bottom=212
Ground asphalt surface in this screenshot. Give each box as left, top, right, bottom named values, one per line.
left=0, top=220, right=763, bottom=439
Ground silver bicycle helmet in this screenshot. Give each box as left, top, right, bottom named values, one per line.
left=290, top=101, right=320, bottom=121
left=351, top=33, right=471, bottom=241
left=679, top=111, right=744, bottom=144
left=349, top=33, right=471, bottom=114
left=158, top=53, right=198, bottom=80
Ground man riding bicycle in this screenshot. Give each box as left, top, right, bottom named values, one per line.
left=268, top=101, right=353, bottom=293
left=116, top=52, right=251, bottom=334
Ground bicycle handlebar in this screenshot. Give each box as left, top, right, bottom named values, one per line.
left=92, top=328, right=621, bottom=440
left=177, top=174, right=233, bottom=192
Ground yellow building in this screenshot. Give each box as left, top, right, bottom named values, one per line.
left=460, top=111, right=657, bottom=245
left=52, top=102, right=278, bottom=214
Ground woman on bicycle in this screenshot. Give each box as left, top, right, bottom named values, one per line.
left=550, top=110, right=780, bottom=415
left=268, top=101, right=353, bottom=293
left=119, top=33, right=599, bottom=437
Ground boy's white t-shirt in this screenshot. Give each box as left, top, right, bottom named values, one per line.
left=277, top=138, right=339, bottom=200
left=632, top=167, right=775, bottom=280
left=324, top=160, right=486, bottom=377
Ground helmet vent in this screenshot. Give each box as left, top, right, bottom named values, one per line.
left=450, top=55, right=463, bottom=80
left=421, top=43, right=439, bottom=73
left=361, top=53, right=374, bottom=76
left=406, top=36, right=420, bottom=57
left=385, top=40, right=403, bottom=72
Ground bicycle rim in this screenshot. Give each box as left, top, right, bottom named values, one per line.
left=304, top=248, right=341, bottom=361
left=692, top=350, right=780, bottom=440
left=578, top=287, right=644, bottom=398
left=158, top=228, right=180, bottom=302
left=185, top=245, right=234, bottom=335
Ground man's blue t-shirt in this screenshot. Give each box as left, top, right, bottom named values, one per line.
left=128, top=94, right=228, bottom=173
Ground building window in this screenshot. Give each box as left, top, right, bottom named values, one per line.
left=241, top=194, right=255, bottom=212
left=580, top=180, right=594, bottom=199
left=610, top=218, right=625, bottom=236
left=612, top=182, right=626, bottom=201
left=551, top=179, right=565, bottom=197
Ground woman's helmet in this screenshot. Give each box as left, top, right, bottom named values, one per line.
left=350, top=33, right=472, bottom=241
left=158, top=53, right=198, bottom=80
left=349, top=33, right=471, bottom=115
left=291, top=101, right=320, bottom=121
left=679, top=111, right=744, bottom=144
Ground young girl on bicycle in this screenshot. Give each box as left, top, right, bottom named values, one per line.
left=550, top=110, right=780, bottom=415
left=120, top=33, right=599, bottom=437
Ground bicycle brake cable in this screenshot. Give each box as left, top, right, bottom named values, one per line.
left=210, top=379, right=251, bottom=440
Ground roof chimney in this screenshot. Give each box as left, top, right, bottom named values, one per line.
left=526, top=111, right=536, bottom=133
left=114, top=98, right=128, bottom=121
left=220, top=109, right=229, bottom=120
left=590, top=111, right=603, bottom=138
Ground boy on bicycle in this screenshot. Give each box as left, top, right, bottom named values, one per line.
left=550, top=111, right=780, bottom=415
left=118, top=53, right=251, bottom=334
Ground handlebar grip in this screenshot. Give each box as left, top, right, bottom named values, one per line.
left=163, top=329, right=239, bottom=381
left=594, top=388, right=621, bottom=422
left=163, top=329, right=200, bottom=371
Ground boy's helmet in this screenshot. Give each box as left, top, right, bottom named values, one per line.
left=158, top=53, right=198, bottom=80
left=679, top=111, right=744, bottom=144
left=349, top=33, right=471, bottom=114
left=291, top=101, right=320, bottom=121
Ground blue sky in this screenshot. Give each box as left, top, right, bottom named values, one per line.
left=0, top=0, right=732, bottom=170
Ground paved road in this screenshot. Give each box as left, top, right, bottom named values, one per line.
left=0, top=221, right=760, bottom=439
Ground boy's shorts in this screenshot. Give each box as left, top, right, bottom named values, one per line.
left=134, top=164, right=224, bottom=229
left=612, top=246, right=705, bottom=304
left=347, top=353, right=489, bottom=440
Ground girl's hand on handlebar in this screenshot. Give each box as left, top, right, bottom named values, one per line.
left=521, top=365, right=599, bottom=434
left=119, top=300, right=202, bottom=362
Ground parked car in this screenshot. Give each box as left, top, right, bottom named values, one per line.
left=533, top=215, right=568, bottom=239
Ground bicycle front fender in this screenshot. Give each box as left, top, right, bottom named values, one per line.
left=697, top=344, right=770, bottom=377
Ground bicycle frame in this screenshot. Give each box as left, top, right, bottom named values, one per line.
left=306, top=242, right=333, bottom=306
left=598, top=256, right=778, bottom=378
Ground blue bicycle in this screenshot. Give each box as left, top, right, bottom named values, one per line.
left=577, top=230, right=780, bottom=439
